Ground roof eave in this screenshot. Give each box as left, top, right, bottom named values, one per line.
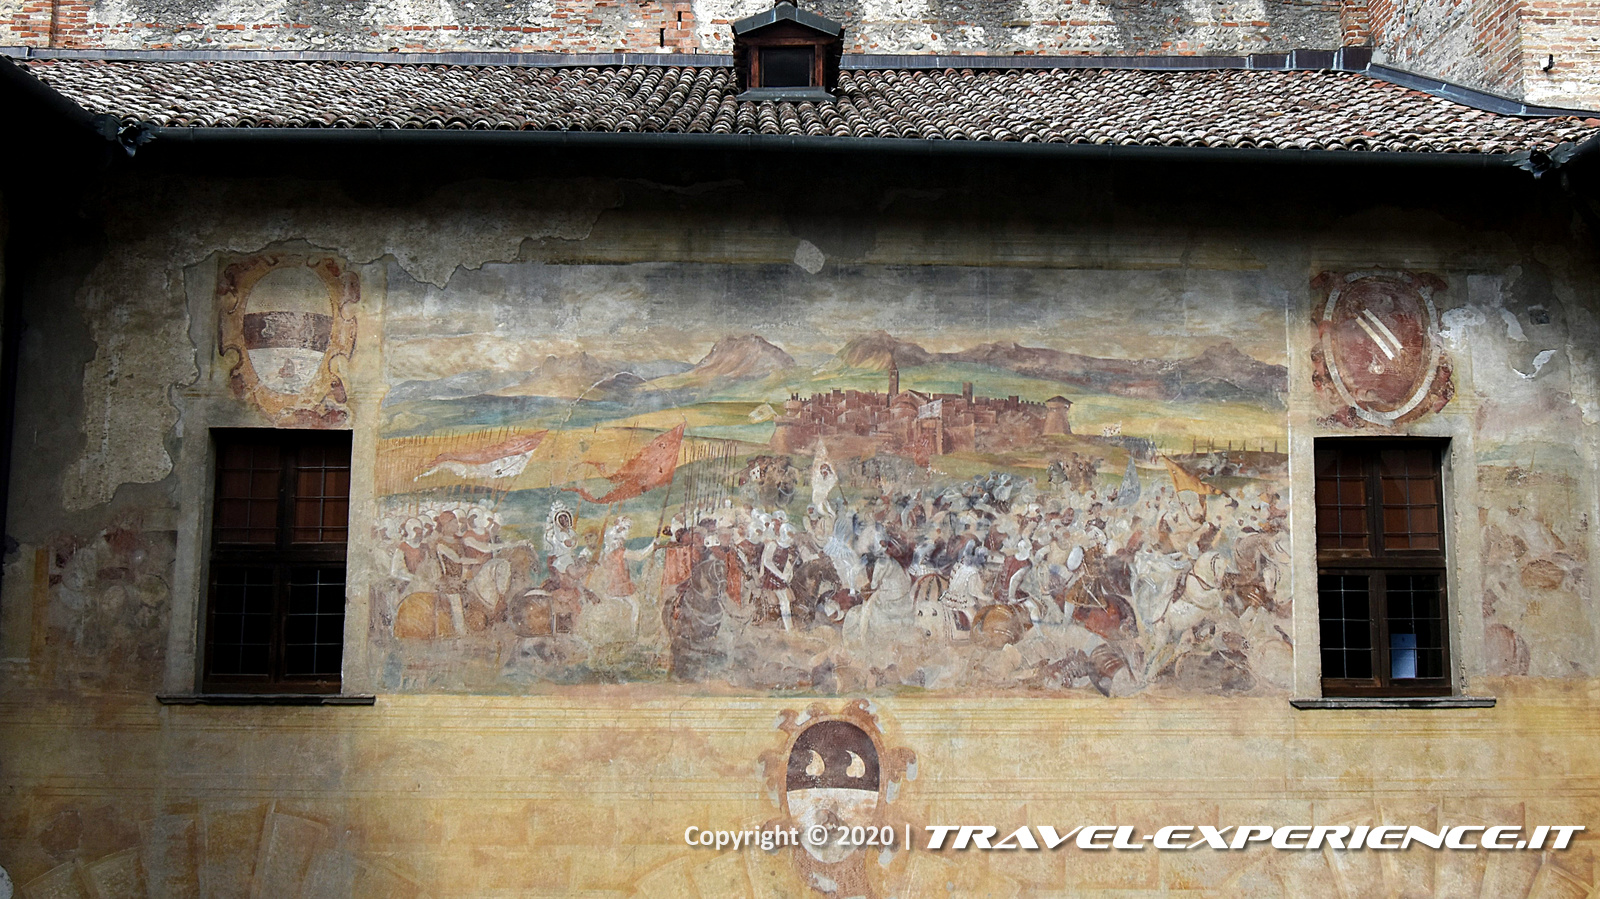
left=129, top=124, right=1524, bottom=168
left=0, top=54, right=99, bottom=131
left=10, top=45, right=1600, bottom=119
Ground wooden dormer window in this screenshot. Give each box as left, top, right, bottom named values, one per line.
left=733, top=1, right=844, bottom=101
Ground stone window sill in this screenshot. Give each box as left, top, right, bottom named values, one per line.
left=1291, top=697, right=1495, bottom=710
left=157, top=693, right=376, bottom=706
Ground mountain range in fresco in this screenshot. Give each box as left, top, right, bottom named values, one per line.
left=383, top=331, right=1286, bottom=422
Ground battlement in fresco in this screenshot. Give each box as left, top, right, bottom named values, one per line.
left=772, top=366, right=1072, bottom=459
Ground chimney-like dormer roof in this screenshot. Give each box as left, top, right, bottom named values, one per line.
left=732, top=1, right=845, bottom=102
left=732, top=1, right=844, bottom=39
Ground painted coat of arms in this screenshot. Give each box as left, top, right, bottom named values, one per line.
left=217, top=254, right=359, bottom=425
left=1311, top=270, right=1453, bottom=427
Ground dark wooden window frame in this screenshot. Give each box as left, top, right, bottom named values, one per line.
left=1315, top=438, right=1453, bottom=697
left=203, top=429, right=351, bottom=694
left=747, top=36, right=824, bottom=89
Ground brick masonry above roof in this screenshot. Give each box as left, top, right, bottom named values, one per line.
left=15, top=56, right=1600, bottom=155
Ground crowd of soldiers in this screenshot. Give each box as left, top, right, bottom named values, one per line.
left=377, top=452, right=1292, bottom=694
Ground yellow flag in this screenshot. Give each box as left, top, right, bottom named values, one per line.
left=1163, top=456, right=1224, bottom=496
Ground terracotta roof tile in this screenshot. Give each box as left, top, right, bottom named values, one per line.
left=17, top=57, right=1599, bottom=154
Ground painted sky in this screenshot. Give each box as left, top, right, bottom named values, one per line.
left=383, top=261, right=1288, bottom=382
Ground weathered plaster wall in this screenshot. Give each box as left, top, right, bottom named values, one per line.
left=0, top=689, right=1597, bottom=896
left=1, top=162, right=1598, bottom=895
left=3, top=0, right=1344, bottom=55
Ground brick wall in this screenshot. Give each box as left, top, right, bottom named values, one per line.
left=3, top=0, right=55, bottom=47
left=1340, top=0, right=1371, bottom=45
left=1, top=0, right=1345, bottom=56
left=1520, top=0, right=1600, bottom=108
left=1365, top=0, right=1600, bottom=108
left=1366, top=0, right=1525, bottom=98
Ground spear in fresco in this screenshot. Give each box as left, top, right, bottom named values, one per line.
left=564, top=423, right=687, bottom=505
left=417, top=431, right=548, bottom=481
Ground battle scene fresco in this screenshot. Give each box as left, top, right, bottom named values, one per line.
left=367, top=263, right=1293, bottom=695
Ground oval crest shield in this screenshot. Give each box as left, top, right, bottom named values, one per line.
left=1316, top=271, right=1448, bottom=426
left=218, top=255, right=358, bottom=425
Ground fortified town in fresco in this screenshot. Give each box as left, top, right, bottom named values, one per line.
left=369, top=275, right=1293, bottom=696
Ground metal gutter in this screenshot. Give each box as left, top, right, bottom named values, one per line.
left=1363, top=62, right=1599, bottom=118
left=0, top=55, right=98, bottom=130
left=138, top=124, right=1515, bottom=169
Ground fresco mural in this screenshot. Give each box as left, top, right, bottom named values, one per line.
left=7, top=798, right=423, bottom=899
left=217, top=254, right=359, bottom=426
left=367, top=263, right=1293, bottom=695
left=1311, top=270, right=1455, bottom=427
left=28, top=516, right=174, bottom=691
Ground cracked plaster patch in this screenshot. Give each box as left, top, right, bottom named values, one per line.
left=60, top=177, right=620, bottom=510
left=793, top=239, right=826, bottom=274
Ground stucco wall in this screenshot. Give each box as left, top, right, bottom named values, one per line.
left=0, top=157, right=1597, bottom=896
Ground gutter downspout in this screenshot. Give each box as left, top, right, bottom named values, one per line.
left=1551, top=133, right=1600, bottom=245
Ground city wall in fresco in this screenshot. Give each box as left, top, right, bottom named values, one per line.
left=366, top=262, right=1294, bottom=695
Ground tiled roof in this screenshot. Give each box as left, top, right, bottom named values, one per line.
left=16, top=56, right=1600, bottom=155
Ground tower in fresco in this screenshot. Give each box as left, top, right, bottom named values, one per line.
left=1044, top=396, right=1073, bottom=435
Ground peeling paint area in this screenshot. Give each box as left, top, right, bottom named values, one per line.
left=21, top=520, right=176, bottom=689
left=54, top=178, right=618, bottom=512
left=1478, top=465, right=1593, bottom=676
left=63, top=249, right=198, bottom=511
